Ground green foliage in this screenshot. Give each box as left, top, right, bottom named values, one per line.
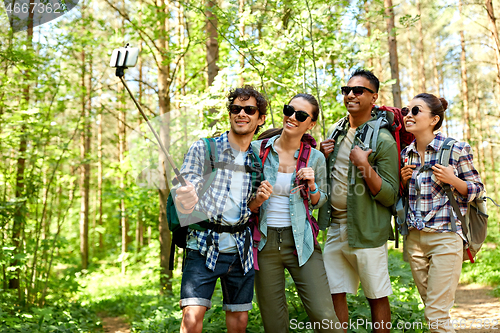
left=72, top=245, right=426, bottom=333
left=460, top=213, right=500, bottom=286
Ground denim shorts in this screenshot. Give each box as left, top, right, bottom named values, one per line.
left=180, top=249, right=255, bottom=312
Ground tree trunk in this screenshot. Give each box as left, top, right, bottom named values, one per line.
left=10, top=3, right=35, bottom=292
left=365, top=1, right=373, bottom=68
left=97, top=85, right=103, bottom=249
left=206, top=0, right=219, bottom=87
left=459, top=0, right=471, bottom=141
left=158, top=0, right=173, bottom=293
left=239, top=0, right=245, bottom=86
left=383, top=0, right=402, bottom=108
left=416, top=0, right=426, bottom=92
left=79, top=44, right=90, bottom=271
left=474, top=80, right=487, bottom=182
left=406, top=27, right=415, bottom=100
left=485, top=0, right=500, bottom=83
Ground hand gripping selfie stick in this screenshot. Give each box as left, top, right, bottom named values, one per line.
left=111, top=44, right=187, bottom=186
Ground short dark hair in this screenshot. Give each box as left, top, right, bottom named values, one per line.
left=348, top=69, right=380, bottom=93
left=414, top=93, right=448, bottom=131
left=227, top=85, right=268, bottom=134
left=289, top=93, right=319, bottom=121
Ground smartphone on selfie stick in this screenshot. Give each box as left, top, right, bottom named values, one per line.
left=110, top=44, right=187, bottom=187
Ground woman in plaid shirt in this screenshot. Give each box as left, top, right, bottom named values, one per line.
left=400, top=93, right=484, bottom=333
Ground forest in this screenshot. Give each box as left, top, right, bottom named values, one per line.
left=1, top=0, right=500, bottom=332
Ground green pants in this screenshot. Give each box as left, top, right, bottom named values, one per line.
left=255, top=227, right=342, bottom=333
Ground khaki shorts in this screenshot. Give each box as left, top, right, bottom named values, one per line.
left=323, top=223, right=392, bottom=299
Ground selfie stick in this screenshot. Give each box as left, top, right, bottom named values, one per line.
left=114, top=46, right=187, bottom=187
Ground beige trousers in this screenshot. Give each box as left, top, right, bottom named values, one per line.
left=407, top=230, right=463, bottom=333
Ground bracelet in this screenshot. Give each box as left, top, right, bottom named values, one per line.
left=309, top=183, right=319, bottom=194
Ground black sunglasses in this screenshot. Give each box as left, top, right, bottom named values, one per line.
left=228, top=104, right=259, bottom=116
left=340, top=86, right=375, bottom=96
left=401, top=106, right=421, bottom=116
left=283, top=104, right=311, bottom=122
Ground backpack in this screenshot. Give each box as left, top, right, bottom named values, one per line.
left=252, top=134, right=319, bottom=270
left=328, top=105, right=414, bottom=170
left=166, top=137, right=263, bottom=270
left=396, top=137, right=490, bottom=263
left=329, top=105, right=414, bottom=246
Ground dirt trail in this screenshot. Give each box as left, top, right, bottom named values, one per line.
left=451, top=283, right=500, bottom=333
left=100, top=315, right=130, bottom=333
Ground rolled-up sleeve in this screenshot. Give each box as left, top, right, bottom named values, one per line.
left=371, top=137, right=399, bottom=207
left=310, top=151, right=328, bottom=210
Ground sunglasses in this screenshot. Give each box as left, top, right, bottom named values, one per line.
left=402, top=106, right=423, bottom=116
left=283, top=104, right=311, bottom=122
left=229, top=104, right=259, bottom=116
left=340, top=86, right=375, bottom=96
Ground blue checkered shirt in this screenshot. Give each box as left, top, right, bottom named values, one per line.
left=400, top=133, right=484, bottom=238
left=179, top=132, right=255, bottom=274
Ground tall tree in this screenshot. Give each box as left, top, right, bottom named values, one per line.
left=459, top=0, right=471, bottom=141
left=157, top=0, right=173, bottom=293
left=239, top=0, right=245, bottom=86
left=10, top=1, right=35, bottom=292
left=384, top=0, right=402, bottom=108
left=416, top=0, right=426, bottom=92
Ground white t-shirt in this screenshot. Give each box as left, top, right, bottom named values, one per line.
left=266, top=172, right=293, bottom=228
left=219, top=148, right=246, bottom=253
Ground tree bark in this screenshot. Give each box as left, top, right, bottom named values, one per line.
left=158, top=0, right=173, bottom=293
left=383, top=0, right=402, bottom=108
left=474, top=80, right=487, bottom=182
left=79, top=39, right=90, bottom=271
left=239, top=0, right=245, bottom=86
left=485, top=0, right=500, bottom=82
left=365, top=1, right=373, bottom=68
left=459, top=0, right=471, bottom=141
left=416, top=0, right=426, bottom=92
left=97, top=81, right=104, bottom=249
left=406, top=27, right=415, bottom=100
left=206, top=0, right=219, bottom=87
left=10, top=2, right=35, bottom=292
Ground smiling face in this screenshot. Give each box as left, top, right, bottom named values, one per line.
left=283, top=97, right=316, bottom=136
left=229, top=96, right=265, bottom=136
left=344, top=76, right=378, bottom=118
left=403, top=98, right=440, bottom=135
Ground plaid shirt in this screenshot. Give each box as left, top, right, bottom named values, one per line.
left=400, top=133, right=484, bottom=237
left=179, top=131, right=255, bottom=274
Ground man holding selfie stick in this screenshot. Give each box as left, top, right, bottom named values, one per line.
left=176, top=86, right=269, bottom=333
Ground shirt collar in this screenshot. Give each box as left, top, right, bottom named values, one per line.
left=265, top=134, right=301, bottom=158
left=220, top=131, right=254, bottom=157
left=406, top=132, right=445, bottom=154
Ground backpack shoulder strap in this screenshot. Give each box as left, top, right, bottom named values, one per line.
left=328, top=117, right=349, bottom=141
left=259, top=139, right=271, bottom=165
left=199, top=138, right=218, bottom=197
left=438, top=137, right=457, bottom=167
left=438, top=138, right=464, bottom=233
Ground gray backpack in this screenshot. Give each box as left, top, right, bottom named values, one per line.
left=396, top=137, right=492, bottom=263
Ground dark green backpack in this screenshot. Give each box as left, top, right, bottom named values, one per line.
left=167, top=138, right=218, bottom=269
left=166, top=137, right=264, bottom=269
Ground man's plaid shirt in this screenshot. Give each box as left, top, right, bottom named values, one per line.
left=179, top=131, right=255, bottom=274
left=401, top=132, right=484, bottom=238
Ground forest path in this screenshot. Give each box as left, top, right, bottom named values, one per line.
left=99, top=314, right=131, bottom=333
left=451, top=283, right=500, bottom=333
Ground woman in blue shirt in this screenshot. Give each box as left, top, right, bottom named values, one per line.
left=249, top=94, right=341, bottom=333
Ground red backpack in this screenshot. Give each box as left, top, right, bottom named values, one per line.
left=328, top=105, right=414, bottom=191
left=252, top=134, right=319, bottom=269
